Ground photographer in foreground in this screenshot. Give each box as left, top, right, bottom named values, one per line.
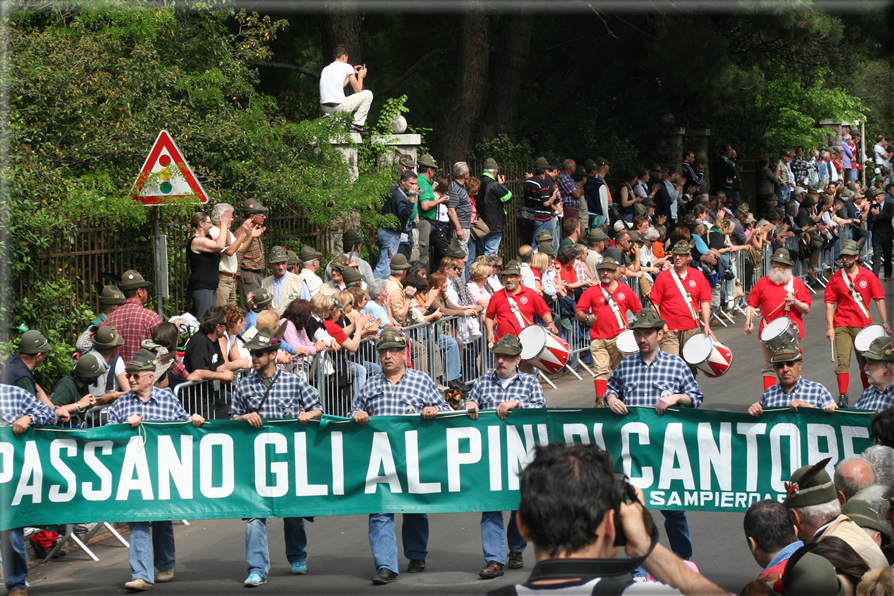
left=488, top=443, right=725, bottom=596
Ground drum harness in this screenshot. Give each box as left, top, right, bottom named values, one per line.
left=597, top=282, right=627, bottom=331
left=841, top=269, right=871, bottom=321
left=505, top=293, right=533, bottom=330
left=669, top=268, right=699, bottom=324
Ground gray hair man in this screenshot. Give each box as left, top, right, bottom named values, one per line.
left=834, top=456, right=877, bottom=505
left=448, top=162, right=472, bottom=278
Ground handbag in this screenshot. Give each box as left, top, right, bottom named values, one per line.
left=471, top=217, right=490, bottom=240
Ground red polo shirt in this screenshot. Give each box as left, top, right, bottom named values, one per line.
left=486, top=286, right=551, bottom=340
left=824, top=267, right=883, bottom=327
left=747, top=276, right=811, bottom=338
left=650, top=267, right=711, bottom=331
left=577, top=282, right=642, bottom=339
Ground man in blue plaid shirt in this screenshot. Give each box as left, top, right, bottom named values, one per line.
left=604, top=307, right=701, bottom=569
left=748, top=341, right=835, bottom=416
left=856, top=336, right=894, bottom=411
left=105, top=349, right=205, bottom=592
left=0, top=385, right=60, bottom=596
left=464, top=334, right=545, bottom=580
left=230, top=327, right=324, bottom=587
left=351, top=329, right=452, bottom=585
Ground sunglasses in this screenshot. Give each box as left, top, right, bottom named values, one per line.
left=773, top=361, right=800, bottom=369
left=125, top=372, right=148, bottom=380
left=250, top=349, right=272, bottom=358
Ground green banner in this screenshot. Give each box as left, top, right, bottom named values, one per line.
left=0, top=407, right=874, bottom=530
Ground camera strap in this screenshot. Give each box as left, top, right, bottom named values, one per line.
left=526, top=520, right=660, bottom=580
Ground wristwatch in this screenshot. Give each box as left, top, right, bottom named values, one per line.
left=514, top=399, right=521, bottom=408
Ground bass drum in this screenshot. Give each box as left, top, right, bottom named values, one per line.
left=616, top=329, right=638, bottom=357
left=518, top=325, right=570, bottom=375
left=682, top=333, right=733, bottom=378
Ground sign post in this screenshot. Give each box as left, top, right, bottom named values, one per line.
left=129, top=130, right=208, bottom=316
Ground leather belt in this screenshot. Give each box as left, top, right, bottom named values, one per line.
left=322, top=102, right=339, bottom=107
left=220, top=271, right=238, bottom=278
left=241, top=268, right=262, bottom=273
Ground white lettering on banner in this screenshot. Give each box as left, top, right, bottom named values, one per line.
left=12, top=441, right=42, bottom=506
left=770, top=423, right=801, bottom=493
left=806, top=425, right=838, bottom=476
left=405, top=431, right=441, bottom=494
left=658, top=424, right=694, bottom=490
left=295, top=433, right=328, bottom=497
left=82, top=440, right=113, bottom=501
left=365, top=432, right=401, bottom=494
left=158, top=435, right=193, bottom=500
left=49, top=439, right=77, bottom=503
left=563, top=423, right=590, bottom=445
left=736, top=423, right=767, bottom=492
left=841, top=426, right=871, bottom=460
left=593, top=423, right=606, bottom=450
left=698, top=422, right=731, bottom=491
left=0, top=443, right=13, bottom=484
left=447, top=427, right=482, bottom=493
left=667, top=491, right=682, bottom=506
left=255, top=434, right=288, bottom=498
left=488, top=426, right=502, bottom=491
left=651, top=491, right=780, bottom=508
left=506, top=424, right=547, bottom=491
left=621, top=423, right=654, bottom=488
left=117, top=436, right=154, bottom=501
left=200, top=434, right=234, bottom=498
left=331, top=432, right=344, bottom=496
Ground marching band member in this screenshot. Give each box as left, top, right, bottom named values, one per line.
left=824, top=239, right=891, bottom=407
left=743, top=248, right=811, bottom=391
left=574, top=257, right=642, bottom=406
left=484, top=261, right=558, bottom=344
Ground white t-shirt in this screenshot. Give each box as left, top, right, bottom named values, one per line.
left=319, top=61, right=356, bottom=104
left=875, top=144, right=891, bottom=169
left=210, top=226, right=238, bottom=274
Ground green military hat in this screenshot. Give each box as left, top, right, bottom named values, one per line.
left=534, top=157, right=550, bottom=170
left=125, top=349, right=158, bottom=373
left=287, top=250, right=299, bottom=267
left=840, top=499, right=891, bottom=546
left=483, top=158, right=498, bottom=170
left=491, top=334, right=522, bottom=356
left=594, top=157, right=610, bottom=167
left=847, top=181, right=859, bottom=193
left=681, top=214, right=699, bottom=228
left=596, top=257, right=619, bottom=271
left=342, top=229, right=363, bottom=250
left=861, top=336, right=894, bottom=362
left=444, top=244, right=467, bottom=259
left=839, top=239, right=861, bottom=256
left=628, top=307, right=665, bottom=330
left=398, top=153, right=416, bottom=169
left=582, top=159, right=597, bottom=173
left=73, top=352, right=104, bottom=379
left=735, top=207, right=750, bottom=218
left=418, top=154, right=438, bottom=169
left=800, top=195, right=817, bottom=208
left=248, top=287, right=273, bottom=312
left=299, top=245, right=322, bottom=262
left=670, top=240, right=692, bottom=255
left=586, top=228, right=608, bottom=243
left=389, top=253, right=411, bottom=271
left=642, top=197, right=656, bottom=208
left=243, top=198, right=267, bottom=214
left=92, top=325, right=125, bottom=349
left=330, top=255, right=350, bottom=272
left=243, top=326, right=279, bottom=352
left=376, top=328, right=407, bottom=351
left=500, top=261, right=521, bottom=276
left=99, top=285, right=126, bottom=306
left=628, top=231, right=643, bottom=243
left=770, top=248, right=793, bottom=266
left=770, top=342, right=803, bottom=363
left=763, top=552, right=845, bottom=596
left=769, top=208, right=786, bottom=220
left=342, top=267, right=363, bottom=285
left=840, top=189, right=855, bottom=199
left=651, top=164, right=667, bottom=173
left=269, top=246, right=289, bottom=264
left=783, top=457, right=834, bottom=508
left=19, top=330, right=50, bottom=355
left=537, top=242, right=555, bottom=257
left=536, top=230, right=554, bottom=243
left=119, top=269, right=152, bottom=291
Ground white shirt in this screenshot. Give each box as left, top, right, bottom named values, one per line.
left=210, top=226, right=238, bottom=274
left=520, top=263, right=536, bottom=290
left=319, top=61, right=356, bottom=104
left=875, top=144, right=891, bottom=169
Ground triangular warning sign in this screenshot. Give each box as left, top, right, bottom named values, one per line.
left=130, top=130, right=208, bottom=205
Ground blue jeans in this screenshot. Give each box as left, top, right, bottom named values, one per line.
left=454, top=229, right=473, bottom=280
left=349, top=361, right=367, bottom=400
left=477, top=232, right=502, bottom=256
left=191, top=288, right=216, bottom=321
left=245, top=517, right=307, bottom=578
left=1, top=528, right=27, bottom=590
left=368, top=513, right=428, bottom=574
left=129, top=521, right=175, bottom=583
left=437, top=334, right=461, bottom=382
left=661, top=510, right=692, bottom=559
left=375, top=229, right=401, bottom=279
left=480, top=511, right=527, bottom=564
left=532, top=219, right=552, bottom=250
left=776, top=186, right=791, bottom=204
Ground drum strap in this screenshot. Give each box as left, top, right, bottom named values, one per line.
left=670, top=268, right=699, bottom=322
left=841, top=269, right=871, bottom=320
left=505, top=293, right=532, bottom=329
left=598, top=283, right=627, bottom=331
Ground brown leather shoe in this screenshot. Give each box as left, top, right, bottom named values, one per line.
left=594, top=397, right=606, bottom=408
left=507, top=551, right=524, bottom=569
left=479, top=561, right=504, bottom=579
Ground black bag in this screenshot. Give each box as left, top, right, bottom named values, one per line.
left=431, top=222, right=451, bottom=251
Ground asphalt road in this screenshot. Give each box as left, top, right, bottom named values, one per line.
left=19, top=277, right=891, bottom=595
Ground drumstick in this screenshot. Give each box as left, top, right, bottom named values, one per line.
left=831, top=337, right=836, bottom=362
left=765, top=299, right=788, bottom=318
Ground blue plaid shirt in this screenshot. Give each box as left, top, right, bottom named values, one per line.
left=606, top=350, right=703, bottom=408
left=854, top=384, right=894, bottom=411
left=106, top=387, right=190, bottom=425
left=350, top=368, right=451, bottom=417
left=467, top=371, right=546, bottom=410
left=0, top=385, right=57, bottom=427
left=760, top=378, right=834, bottom=409
left=230, top=370, right=323, bottom=418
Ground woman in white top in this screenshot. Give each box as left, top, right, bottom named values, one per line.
left=218, top=305, right=250, bottom=371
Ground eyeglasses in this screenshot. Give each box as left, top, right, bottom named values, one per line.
left=250, top=349, right=271, bottom=358
left=450, top=266, right=460, bottom=271
left=125, top=372, right=148, bottom=380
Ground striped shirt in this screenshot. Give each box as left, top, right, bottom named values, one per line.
left=606, top=350, right=703, bottom=408
left=230, top=370, right=323, bottom=418
left=855, top=384, right=894, bottom=411
left=0, top=385, right=57, bottom=427
left=106, top=388, right=190, bottom=425
left=760, top=378, right=834, bottom=409
left=350, top=368, right=451, bottom=417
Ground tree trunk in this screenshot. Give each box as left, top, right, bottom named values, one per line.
left=479, top=10, right=535, bottom=139
left=433, top=6, right=489, bottom=167
left=319, top=0, right=363, bottom=68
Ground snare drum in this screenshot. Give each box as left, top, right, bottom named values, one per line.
left=615, top=329, right=638, bottom=357
left=760, top=316, right=800, bottom=351
left=518, top=325, right=571, bottom=374
left=682, top=333, right=733, bottom=378
left=855, top=325, right=888, bottom=353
